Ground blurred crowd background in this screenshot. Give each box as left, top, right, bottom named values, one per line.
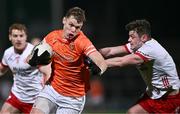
left=0, top=0, right=180, bottom=113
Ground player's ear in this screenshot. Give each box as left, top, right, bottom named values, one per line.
left=141, top=34, right=148, bottom=42
left=62, top=17, right=66, bottom=24
left=9, top=35, right=12, bottom=41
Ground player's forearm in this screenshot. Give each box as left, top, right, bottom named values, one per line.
left=43, top=69, right=51, bottom=82
left=105, top=54, right=142, bottom=68
left=96, top=60, right=107, bottom=75
left=99, top=46, right=128, bottom=58
left=0, top=63, right=7, bottom=76
left=106, top=60, right=119, bottom=67
left=85, top=52, right=107, bottom=75
left=92, top=53, right=107, bottom=75
left=39, top=63, right=52, bottom=82
left=99, top=48, right=111, bottom=58
left=105, top=57, right=125, bottom=68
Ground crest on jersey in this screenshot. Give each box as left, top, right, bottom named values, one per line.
left=69, top=42, right=75, bottom=50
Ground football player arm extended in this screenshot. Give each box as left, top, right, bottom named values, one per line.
left=87, top=51, right=107, bottom=75
left=106, top=54, right=144, bottom=68
left=0, top=62, right=8, bottom=76
left=38, top=63, right=52, bottom=82
left=99, top=45, right=128, bottom=58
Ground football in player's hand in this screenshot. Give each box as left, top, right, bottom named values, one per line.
left=35, top=42, right=53, bottom=57
left=28, top=42, right=53, bottom=66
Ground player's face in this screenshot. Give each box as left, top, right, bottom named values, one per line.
left=128, top=30, right=144, bottom=51
left=63, top=16, right=83, bottom=40
left=9, top=29, right=27, bottom=52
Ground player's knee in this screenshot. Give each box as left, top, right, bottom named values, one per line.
left=0, top=103, right=20, bottom=114
left=127, top=107, right=136, bottom=114
left=0, top=109, right=10, bottom=114
left=127, top=104, right=147, bottom=114
left=0, top=111, right=10, bottom=114
left=31, top=97, right=57, bottom=114
left=127, top=107, right=135, bottom=114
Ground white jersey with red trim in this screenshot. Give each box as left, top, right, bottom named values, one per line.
left=125, top=39, right=180, bottom=99
left=1, top=43, right=44, bottom=103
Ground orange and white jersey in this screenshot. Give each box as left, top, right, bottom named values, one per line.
left=44, top=30, right=97, bottom=97
left=125, top=39, right=180, bottom=99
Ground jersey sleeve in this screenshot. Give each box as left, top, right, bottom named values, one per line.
left=135, top=45, right=153, bottom=62
left=125, top=42, right=152, bottom=62
left=44, top=31, right=58, bottom=45
left=77, top=33, right=97, bottom=56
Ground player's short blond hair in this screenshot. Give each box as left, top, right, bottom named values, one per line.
left=9, top=23, right=27, bottom=35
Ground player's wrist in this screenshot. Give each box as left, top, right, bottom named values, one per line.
left=99, top=65, right=107, bottom=76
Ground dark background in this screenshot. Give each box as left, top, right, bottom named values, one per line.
left=0, top=0, right=180, bottom=113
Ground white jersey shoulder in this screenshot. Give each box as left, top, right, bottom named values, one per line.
left=2, top=43, right=44, bottom=103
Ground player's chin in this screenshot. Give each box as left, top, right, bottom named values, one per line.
left=14, top=46, right=25, bottom=52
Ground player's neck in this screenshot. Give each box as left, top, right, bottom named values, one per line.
left=14, top=43, right=27, bottom=54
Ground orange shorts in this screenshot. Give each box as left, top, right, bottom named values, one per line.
left=6, top=92, right=33, bottom=114
left=138, top=91, right=180, bottom=113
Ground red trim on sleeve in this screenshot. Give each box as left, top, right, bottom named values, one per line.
left=37, top=65, right=42, bottom=69
left=124, top=45, right=131, bottom=54
left=86, top=49, right=97, bottom=56
left=135, top=52, right=149, bottom=62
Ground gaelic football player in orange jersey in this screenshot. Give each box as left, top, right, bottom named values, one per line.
left=29, top=7, right=107, bottom=114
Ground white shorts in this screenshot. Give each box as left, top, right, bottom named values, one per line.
left=33, top=84, right=85, bottom=114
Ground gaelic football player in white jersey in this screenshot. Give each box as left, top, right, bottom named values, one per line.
left=99, top=19, right=180, bottom=113
left=0, top=23, right=51, bottom=114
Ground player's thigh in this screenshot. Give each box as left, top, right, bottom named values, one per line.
left=30, top=97, right=57, bottom=114
left=127, top=104, right=148, bottom=114
left=0, top=102, right=20, bottom=114
left=56, top=107, right=80, bottom=114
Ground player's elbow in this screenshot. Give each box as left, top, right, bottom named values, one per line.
left=0, top=65, right=8, bottom=76
left=0, top=70, right=6, bottom=77
left=0, top=72, right=3, bottom=76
